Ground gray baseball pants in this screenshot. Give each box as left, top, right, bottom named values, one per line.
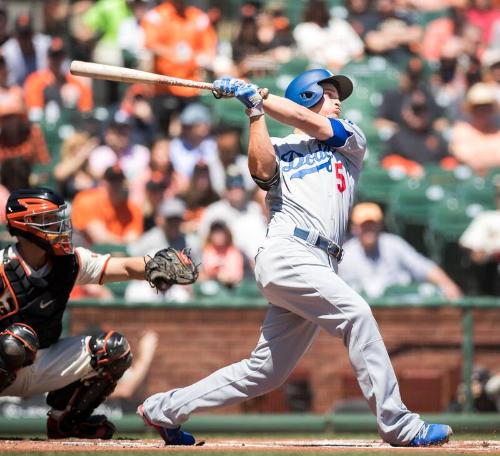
left=142, top=235, right=424, bottom=445
left=1, top=335, right=94, bottom=397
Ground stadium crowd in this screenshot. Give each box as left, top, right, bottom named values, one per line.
left=0, top=0, right=498, bottom=301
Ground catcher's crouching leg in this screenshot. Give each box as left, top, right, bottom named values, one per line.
left=46, top=331, right=132, bottom=439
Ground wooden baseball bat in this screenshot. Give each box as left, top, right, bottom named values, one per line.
left=69, top=60, right=269, bottom=98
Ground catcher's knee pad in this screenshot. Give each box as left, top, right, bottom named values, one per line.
left=0, top=323, right=39, bottom=392
left=88, top=331, right=132, bottom=380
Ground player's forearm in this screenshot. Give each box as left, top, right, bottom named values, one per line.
left=248, top=115, right=277, bottom=180
left=263, top=94, right=332, bottom=140
left=101, top=257, right=146, bottom=283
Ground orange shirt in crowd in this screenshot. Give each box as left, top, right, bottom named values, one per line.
left=141, top=1, right=217, bottom=97
left=0, top=123, right=50, bottom=164
left=71, top=186, right=143, bottom=242
left=24, top=69, right=93, bottom=113
left=202, top=244, right=244, bottom=283
left=450, top=121, right=500, bottom=173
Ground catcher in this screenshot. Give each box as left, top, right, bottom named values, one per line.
left=0, top=187, right=197, bottom=440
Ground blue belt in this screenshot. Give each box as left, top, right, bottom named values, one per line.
left=293, top=227, right=344, bottom=262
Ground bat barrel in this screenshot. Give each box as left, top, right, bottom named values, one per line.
left=70, top=60, right=214, bottom=91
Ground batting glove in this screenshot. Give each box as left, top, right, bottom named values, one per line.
left=212, top=77, right=245, bottom=98
left=236, top=83, right=264, bottom=118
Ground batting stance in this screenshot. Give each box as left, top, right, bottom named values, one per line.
left=138, top=69, right=452, bottom=447
left=0, top=187, right=197, bottom=439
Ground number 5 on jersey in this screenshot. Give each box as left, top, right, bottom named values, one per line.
left=335, top=163, right=346, bottom=192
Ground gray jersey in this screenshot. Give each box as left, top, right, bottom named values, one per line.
left=267, top=119, right=366, bottom=244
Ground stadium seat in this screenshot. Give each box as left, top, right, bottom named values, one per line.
left=424, top=198, right=479, bottom=285
left=356, top=167, right=408, bottom=205
left=386, top=178, right=446, bottom=251
left=233, top=279, right=261, bottom=298
left=278, top=58, right=309, bottom=77
left=455, top=177, right=496, bottom=209
left=382, top=282, right=441, bottom=300
left=91, top=243, right=128, bottom=256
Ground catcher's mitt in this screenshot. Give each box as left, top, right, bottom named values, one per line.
left=145, top=248, right=199, bottom=292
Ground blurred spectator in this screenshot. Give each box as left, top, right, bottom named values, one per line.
left=364, top=0, right=422, bottom=64
left=465, top=0, right=500, bottom=48
left=482, top=48, right=500, bottom=103
left=232, top=16, right=273, bottom=77
left=429, top=38, right=469, bottom=121
left=0, top=157, right=32, bottom=225
left=338, top=202, right=463, bottom=299
left=24, top=37, right=93, bottom=120
left=170, top=103, right=217, bottom=179
left=448, top=366, right=498, bottom=412
left=485, top=371, right=500, bottom=411
left=199, top=170, right=267, bottom=263
left=126, top=198, right=195, bottom=302
left=293, top=0, right=364, bottom=71
left=0, top=4, right=9, bottom=46
left=0, top=90, right=49, bottom=165
left=71, top=165, right=143, bottom=245
left=421, top=6, right=470, bottom=63
left=82, top=0, right=131, bottom=105
left=142, top=178, right=168, bottom=232
left=381, top=90, right=450, bottom=177
left=459, top=183, right=500, bottom=296
left=53, top=132, right=99, bottom=200
left=88, top=109, right=150, bottom=182
left=118, top=0, right=152, bottom=69
left=83, top=0, right=130, bottom=65
left=129, top=136, right=188, bottom=208
left=0, top=54, right=24, bottom=104
left=375, top=57, right=445, bottom=134
left=128, top=197, right=198, bottom=257
left=42, top=0, right=70, bottom=38
left=209, top=124, right=255, bottom=196
left=1, top=14, right=51, bottom=86
left=346, top=0, right=380, bottom=41
left=142, top=0, right=217, bottom=130
left=231, top=4, right=293, bottom=79
left=449, top=82, right=500, bottom=174
left=200, top=220, right=244, bottom=288
left=127, top=92, right=159, bottom=147
left=180, top=162, right=219, bottom=233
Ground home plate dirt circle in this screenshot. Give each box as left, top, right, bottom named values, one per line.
left=1, top=438, right=500, bottom=453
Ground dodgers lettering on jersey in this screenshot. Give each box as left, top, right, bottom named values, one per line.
left=267, top=119, right=366, bottom=245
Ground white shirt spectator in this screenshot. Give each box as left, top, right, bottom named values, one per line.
left=170, top=137, right=217, bottom=179
left=88, top=144, right=150, bottom=182
left=198, top=199, right=267, bottom=260
left=459, top=210, right=500, bottom=256
left=293, top=18, right=364, bottom=69
left=2, top=33, right=51, bottom=85
left=338, top=232, right=435, bottom=298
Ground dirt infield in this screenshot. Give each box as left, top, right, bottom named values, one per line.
left=2, top=438, right=500, bottom=454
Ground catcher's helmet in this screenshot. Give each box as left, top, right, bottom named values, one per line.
left=6, top=188, right=73, bottom=255
left=284, top=68, right=353, bottom=108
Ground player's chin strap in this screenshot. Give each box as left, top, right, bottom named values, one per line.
left=46, top=331, right=132, bottom=438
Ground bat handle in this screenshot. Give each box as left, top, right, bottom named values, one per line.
left=212, top=87, right=269, bottom=99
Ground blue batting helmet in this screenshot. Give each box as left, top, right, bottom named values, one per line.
left=284, top=68, right=353, bottom=108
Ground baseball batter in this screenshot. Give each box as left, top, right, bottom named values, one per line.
left=139, top=69, right=452, bottom=447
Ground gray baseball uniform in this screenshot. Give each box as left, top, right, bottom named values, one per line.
left=142, top=120, right=424, bottom=445
left=0, top=246, right=110, bottom=397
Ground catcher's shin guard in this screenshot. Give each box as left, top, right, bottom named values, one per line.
left=46, top=331, right=132, bottom=439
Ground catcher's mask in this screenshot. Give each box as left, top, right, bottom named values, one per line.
left=6, top=187, right=74, bottom=256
